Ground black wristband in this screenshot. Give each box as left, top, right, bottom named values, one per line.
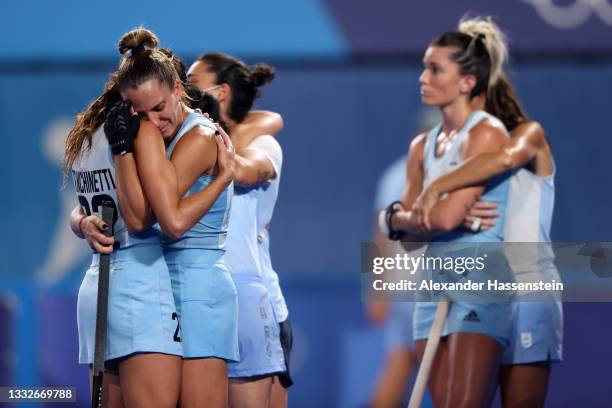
left=385, top=200, right=405, bottom=241
left=109, top=138, right=133, bottom=156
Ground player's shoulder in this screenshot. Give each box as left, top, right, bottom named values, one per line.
left=137, top=119, right=163, bottom=140
left=236, top=110, right=284, bottom=139
left=410, top=131, right=428, bottom=149
left=182, top=117, right=216, bottom=143
left=247, top=110, right=283, bottom=127
left=468, top=118, right=507, bottom=144
left=512, top=120, right=546, bottom=141
left=171, top=121, right=216, bottom=160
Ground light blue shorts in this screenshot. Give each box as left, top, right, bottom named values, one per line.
left=502, top=301, right=563, bottom=364
left=164, top=248, right=239, bottom=361
left=385, top=302, right=415, bottom=351
left=228, top=273, right=285, bottom=378
left=414, top=301, right=512, bottom=347
left=77, top=244, right=182, bottom=364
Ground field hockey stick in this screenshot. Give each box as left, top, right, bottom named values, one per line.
left=408, top=298, right=450, bottom=408
left=91, top=202, right=114, bottom=408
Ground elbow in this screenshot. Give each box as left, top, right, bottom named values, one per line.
left=125, top=218, right=148, bottom=234
left=499, top=152, right=516, bottom=172
left=270, top=112, right=284, bottom=133
left=233, top=167, right=256, bottom=187
left=123, top=209, right=153, bottom=234
left=432, top=213, right=460, bottom=233
left=164, top=229, right=183, bottom=241
left=161, top=219, right=188, bottom=241
left=233, top=167, right=247, bottom=185
left=437, top=219, right=457, bottom=233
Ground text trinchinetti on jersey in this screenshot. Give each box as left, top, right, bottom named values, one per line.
left=72, top=169, right=116, bottom=194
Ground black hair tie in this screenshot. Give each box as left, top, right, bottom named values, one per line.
left=131, top=44, right=147, bottom=56
left=123, top=44, right=153, bottom=57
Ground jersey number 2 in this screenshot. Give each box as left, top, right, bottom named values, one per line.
left=78, top=194, right=118, bottom=227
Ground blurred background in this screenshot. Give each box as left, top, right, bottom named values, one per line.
left=1, top=0, right=611, bottom=406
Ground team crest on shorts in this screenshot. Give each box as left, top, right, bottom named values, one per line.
left=520, top=331, right=533, bottom=348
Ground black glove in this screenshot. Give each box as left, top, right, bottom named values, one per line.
left=384, top=200, right=406, bottom=241
left=104, top=101, right=140, bottom=156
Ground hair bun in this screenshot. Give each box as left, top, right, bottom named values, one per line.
left=458, top=16, right=508, bottom=86
left=118, top=27, right=159, bottom=57
left=250, top=63, right=275, bottom=87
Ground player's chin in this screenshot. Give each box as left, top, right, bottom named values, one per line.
left=159, top=122, right=173, bottom=137
left=420, top=94, right=436, bottom=106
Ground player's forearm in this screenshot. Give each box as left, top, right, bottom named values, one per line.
left=426, top=200, right=468, bottom=233
left=427, top=185, right=484, bottom=233
left=70, top=205, right=85, bottom=238
left=160, top=177, right=230, bottom=240
left=394, top=211, right=434, bottom=239
left=114, top=154, right=154, bottom=232
left=233, top=154, right=273, bottom=187
left=429, top=151, right=510, bottom=197
left=395, top=198, right=469, bottom=237
left=135, top=133, right=227, bottom=239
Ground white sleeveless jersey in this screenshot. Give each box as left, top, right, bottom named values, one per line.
left=504, top=166, right=555, bottom=243
left=224, top=184, right=262, bottom=275
left=504, top=162, right=558, bottom=287
left=251, top=136, right=288, bottom=321
left=225, top=135, right=283, bottom=279
left=254, top=136, right=282, bottom=235
left=71, top=126, right=159, bottom=248
left=504, top=159, right=562, bottom=354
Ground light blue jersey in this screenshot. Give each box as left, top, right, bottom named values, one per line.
left=162, top=112, right=238, bottom=360
left=422, top=111, right=510, bottom=243
left=414, top=111, right=513, bottom=346
left=162, top=112, right=232, bottom=250
left=75, top=127, right=181, bottom=364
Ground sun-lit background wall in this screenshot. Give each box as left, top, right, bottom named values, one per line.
left=1, top=1, right=612, bottom=406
